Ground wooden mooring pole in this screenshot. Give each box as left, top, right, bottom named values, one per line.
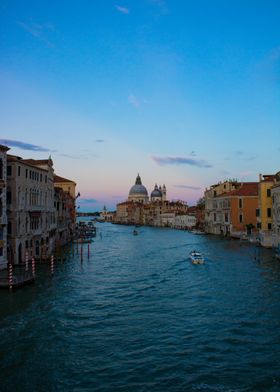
left=51, top=255, right=54, bottom=275
left=8, top=263, right=13, bottom=290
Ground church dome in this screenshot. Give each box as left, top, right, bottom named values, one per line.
left=129, top=174, right=148, bottom=197
left=151, top=184, right=162, bottom=198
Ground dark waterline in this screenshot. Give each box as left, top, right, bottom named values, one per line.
left=1, top=223, right=280, bottom=392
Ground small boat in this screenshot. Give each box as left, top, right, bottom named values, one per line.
left=189, top=250, right=205, bottom=264
left=190, top=230, right=205, bottom=235
left=133, top=229, right=138, bottom=236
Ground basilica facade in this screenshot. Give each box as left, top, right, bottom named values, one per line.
left=115, top=174, right=193, bottom=228
left=127, top=174, right=167, bottom=203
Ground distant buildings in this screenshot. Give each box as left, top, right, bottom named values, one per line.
left=115, top=174, right=196, bottom=228
left=0, top=144, right=77, bottom=270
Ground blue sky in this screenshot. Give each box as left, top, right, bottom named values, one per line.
left=1, top=0, right=279, bottom=210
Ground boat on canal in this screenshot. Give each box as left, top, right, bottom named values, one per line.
left=189, top=250, right=205, bottom=264
left=133, top=229, right=138, bottom=236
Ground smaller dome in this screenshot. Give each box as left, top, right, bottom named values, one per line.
left=151, top=184, right=162, bottom=198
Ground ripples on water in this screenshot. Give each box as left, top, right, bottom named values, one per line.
left=1, top=223, right=280, bottom=391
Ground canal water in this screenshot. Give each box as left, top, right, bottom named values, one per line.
left=1, top=223, right=280, bottom=392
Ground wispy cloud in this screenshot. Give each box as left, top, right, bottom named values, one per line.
left=152, top=156, right=212, bottom=168
left=128, top=94, right=140, bottom=108
left=17, top=21, right=55, bottom=48
left=58, top=152, right=98, bottom=160
left=58, top=153, right=82, bottom=160
left=95, top=139, right=105, bottom=143
left=79, top=198, right=98, bottom=204
left=189, top=151, right=196, bottom=157
left=115, top=5, right=129, bottom=14
left=0, top=139, right=52, bottom=152
left=174, top=185, right=201, bottom=190
left=235, top=151, right=244, bottom=156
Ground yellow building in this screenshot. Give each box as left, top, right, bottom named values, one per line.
left=257, top=174, right=276, bottom=232
left=54, top=175, right=76, bottom=198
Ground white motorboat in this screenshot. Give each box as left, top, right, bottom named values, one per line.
left=189, top=250, right=205, bottom=264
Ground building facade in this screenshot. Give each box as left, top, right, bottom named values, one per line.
left=205, top=181, right=259, bottom=237
left=7, top=156, right=56, bottom=264
left=272, top=171, right=280, bottom=249
left=0, top=145, right=10, bottom=269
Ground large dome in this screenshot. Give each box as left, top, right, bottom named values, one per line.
left=128, top=174, right=149, bottom=203
left=129, top=184, right=148, bottom=196
left=129, top=174, right=148, bottom=196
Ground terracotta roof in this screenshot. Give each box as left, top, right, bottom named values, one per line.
left=217, top=182, right=258, bottom=197
left=22, top=159, right=52, bottom=166
left=261, top=175, right=276, bottom=182
left=54, top=175, right=76, bottom=184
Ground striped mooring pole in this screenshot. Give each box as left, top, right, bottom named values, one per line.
left=88, top=243, right=90, bottom=258
left=32, top=257, right=35, bottom=277
left=9, top=263, right=13, bottom=290
left=25, top=251, right=29, bottom=272
left=51, top=255, right=54, bottom=275
left=80, top=245, right=83, bottom=262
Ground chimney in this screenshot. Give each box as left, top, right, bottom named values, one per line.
left=259, top=173, right=262, bottom=181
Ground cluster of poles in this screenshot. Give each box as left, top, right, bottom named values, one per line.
left=8, top=243, right=91, bottom=291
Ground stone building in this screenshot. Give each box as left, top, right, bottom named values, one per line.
left=54, top=186, right=75, bottom=247
left=7, top=156, right=56, bottom=264
left=204, top=180, right=240, bottom=235
left=54, top=175, right=77, bottom=237
left=0, top=145, right=10, bottom=269
left=204, top=181, right=259, bottom=237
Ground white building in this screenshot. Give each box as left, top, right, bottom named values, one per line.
left=7, top=156, right=56, bottom=264
left=174, top=214, right=197, bottom=230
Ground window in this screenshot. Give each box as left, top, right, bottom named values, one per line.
left=239, top=214, right=243, bottom=223
left=18, top=166, right=21, bottom=176
left=256, top=209, right=260, bottom=217
left=225, top=213, right=228, bottom=223
left=214, top=213, right=216, bottom=222
left=267, top=208, right=271, bottom=218
left=0, top=247, right=3, bottom=257
left=8, top=221, right=11, bottom=235
left=268, top=223, right=272, bottom=230
left=257, top=222, right=262, bottom=229
left=26, top=169, right=28, bottom=178
left=267, top=189, right=271, bottom=197
left=239, top=198, right=243, bottom=209
left=40, top=173, right=42, bottom=182
left=7, top=191, right=12, bottom=204
left=7, top=166, right=12, bottom=176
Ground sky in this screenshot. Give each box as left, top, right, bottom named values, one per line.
left=0, top=0, right=279, bottom=211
